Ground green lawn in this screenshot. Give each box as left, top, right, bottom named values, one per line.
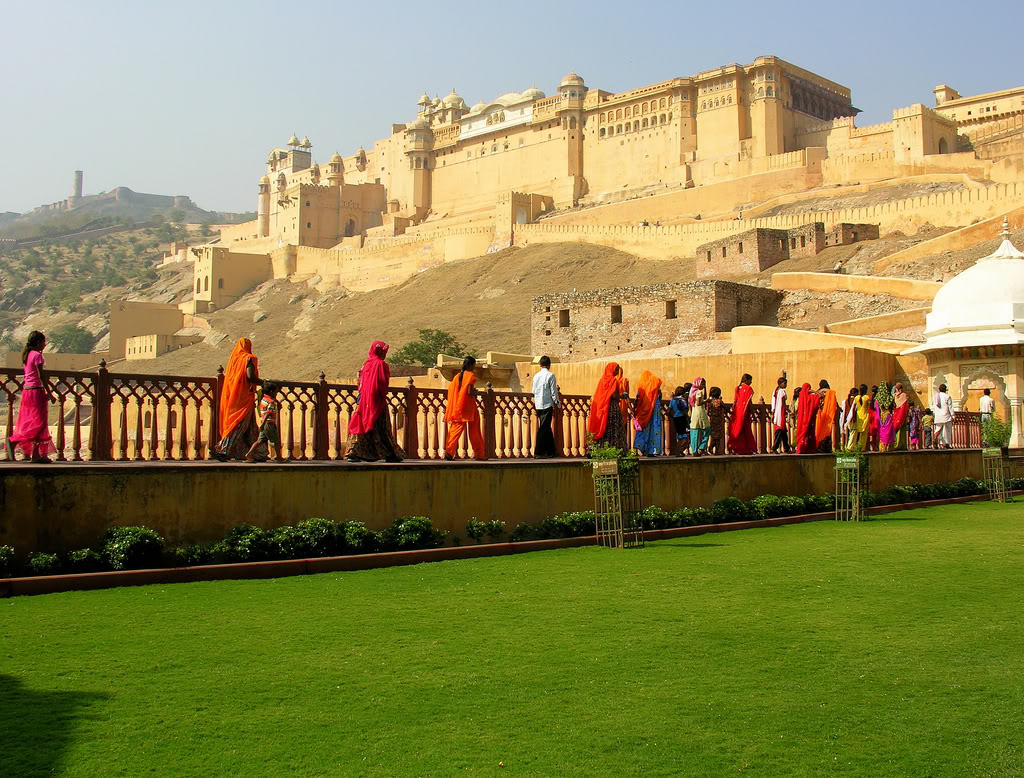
left=3, top=503, right=1023, bottom=777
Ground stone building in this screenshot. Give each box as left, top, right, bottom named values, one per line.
left=695, top=222, right=879, bottom=278
left=531, top=281, right=781, bottom=360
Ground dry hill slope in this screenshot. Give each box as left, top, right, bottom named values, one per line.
left=139, top=243, right=695, bottom=380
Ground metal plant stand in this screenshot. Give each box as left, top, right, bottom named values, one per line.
left=593, top=459, right=644, bottom=548
left=835, top=454, right=865, bottom=521
left=982, top=448, right=1011, bottom=503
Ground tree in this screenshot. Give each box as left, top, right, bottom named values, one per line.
left=199, top=222, right=212, bottom=237
left=391, top=329, right=470, bottom=367
left=50, top=324, right=95, bottom=354
left=167, top=208, right=186, bottom=224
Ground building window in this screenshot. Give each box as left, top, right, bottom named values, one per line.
left=306, top=222, right=311, bottom=228
left=305, top=201, right=311, bottom=206
left=791, top=238, right=796, bottom=249
left=779, top=239, right=785, bottom=250
left=738, top=242, right=743, bottom=254
left=610, top=305, right=622, bottom=324
left=558, top=309, right=570, bottom=328
left=218, top=278, right=224, bottom=289
left=544, top=330, right=551, bottom=337
left=600, top=128, right=606, bottom=137
left=665, top=300, right=676, bottom=320
left=196, top=279, right=201, bottom=294
left=204, top=276, right=209, bottom=291
left=706, top=250, right=712, bottom=262
left=801, top=236, right=806, bottom=248
left=721, top=246, right=727, bottom=258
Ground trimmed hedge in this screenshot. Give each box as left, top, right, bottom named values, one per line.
left=2, top=477, right=1020, bottom=578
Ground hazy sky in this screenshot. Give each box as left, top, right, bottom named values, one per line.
left=1, top=0, right=1018, bottom=214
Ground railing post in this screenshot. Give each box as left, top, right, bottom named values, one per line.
left=403, top=377, right=420, bottom=460
left=93, top=360, right=113, bottom=461
left=554, top=397, right=565, bottom=456
left=210, top=366, right=224, bottom=450
left=483, top=382, right=497, bottom=460
left=314, top=372, right=329, bottom=460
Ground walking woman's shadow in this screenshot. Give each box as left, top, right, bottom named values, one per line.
left=0, top=674, right=109, bottom=776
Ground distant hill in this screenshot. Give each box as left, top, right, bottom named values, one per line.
left=0, top=187, right=253, bottom=241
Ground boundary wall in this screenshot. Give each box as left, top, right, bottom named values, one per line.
left=514, top=181, right=1024, bottom=259
left=0, top=450, right=981, bottom=553
left=771, top=272, right=942, bottom=300
left=822, top=308, right=930, bottom=336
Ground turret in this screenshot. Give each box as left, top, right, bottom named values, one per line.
left=258, top=175, right=271, bottom=237
left=327, top=152, right=345, bottom=186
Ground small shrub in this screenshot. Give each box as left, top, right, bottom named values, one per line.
left=272, top=525, right=316, bottom=559
left=710, top=497, right=750, bottom=524
left=982, top=416, right=1012, bottom=448
left=166, top=544, right=212, bottom=567
left=221, top=524, right=275, bottom=562
left=562, top=511, right=596, bottom=536
left=749, top=495, right=784, bottom=519
left=484, top=520, right=506, bottom=542
left=102, top=526, right=165, bottom=571
left=465, top=518, right=488, bottom=544
left=67, top=548, right=105, bottom=573
left=690, top=507, right=713, bottom=526
left=393, top=516, right=446, bottom=550
left=340, top=521, right=378, bottom=554
left=535, top=515, right=572, bottom=539
left=296, top=518, right=339, bottom=557
left=670, top=508, right=697, bottom=527
left=27, top=552, right=61, bottom=577
left=0, top=545, right=14, bottom=578
left=509, top=523, right=535, bottom=542
left=639, top=506, right=672, bottom=530
left=803, top=494, right=835, bottom=514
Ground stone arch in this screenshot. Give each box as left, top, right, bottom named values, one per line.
left=938, top=137, right=949, bottom=154
left=344, top=218, right=356, bottom=238
left=204, top=276, right=209, bottom=291
left=958, top=363, right=1010, bottom=418
left=196, top=278, right=201, bottom=294
left=569, top=117, right=577, bottom=129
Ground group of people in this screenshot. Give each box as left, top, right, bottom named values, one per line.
left=3, top=330, right=980, bottom=465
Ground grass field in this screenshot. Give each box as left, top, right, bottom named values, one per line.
left=3, top=502, right=1023, bottom=777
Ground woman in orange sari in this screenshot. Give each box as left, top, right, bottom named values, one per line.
left=815, top=380, right=839, bottom=453
left=587, top=362, right=628, bottom=451
left=213, top=337, right=260, bottom=460
left=632, top=370, right=664, bottom=456
left=444, top=356, right=485, bottom=460
left=794, top=382, right=820, bottom=454
left=727, top=373, right=757, bottom=454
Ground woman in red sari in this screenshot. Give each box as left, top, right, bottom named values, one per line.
left=213, top=337, right=260, bottom=460
left=727, top=374, right=757, bottom=455
left=588, top=362, right=628, bottom=451
left=794, top=382, right=820, bottom=454
left=891, top=382, right=910, bottom=451
left=347, top=341, right=404, bottom=462
left=444, top=356, right=485, bottom=460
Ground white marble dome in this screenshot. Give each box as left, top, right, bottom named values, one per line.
left=910, top=220, right=1024, bottom=352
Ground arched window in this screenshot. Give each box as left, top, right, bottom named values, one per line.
left=217, top=278, right=224, bottom=289
left=144, top=411, right=151, bottom=428
left=344, top=219, right=356, bottom=237
left=766, top=87, right=774, bottom=97
left=701, top=101, right=705, bottom=109
left=196, top=279, right=201, bottom=294
left=204, top=276, right=209, bottom=291
left=660, top=98, right=667, bottom=109
left=728, top=95, right=733, bottom=104
left=569, top=117, right=576, bottom=129
left=616, top=109, right=622, bottom=120
left=758, top=88, right=764, bottom=97
left=624, top=122, right=630, bottom=133
left=661, top=113, right=667, bottom=124
left=715, top=98, right=719, bottom=107
left=617, top=124, right=622, bottom=133
left=938, top=137, right=949, bottom=154
left=642, top=118, right=648, bottom=128
left=600, top=128, right=606, bottom=137
left=642, top=103, right=649, bottom=114
left=633, top=121, right=639, bottom=131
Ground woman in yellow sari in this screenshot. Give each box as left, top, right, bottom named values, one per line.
left=213, top=337, right=261, bottom=460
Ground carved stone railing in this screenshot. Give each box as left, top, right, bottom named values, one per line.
left=0, top=364, right=985, bottom=461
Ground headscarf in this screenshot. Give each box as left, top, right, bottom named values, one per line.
left=614, top=365, right=630, bottom=421
left=588, top=363, right=620, bottom=440
left=815, top=387, right=838, bottom=446
left=891, top=382, right=909, bottom=429
left=689, top=377, right=705, bottom=407
left=633, top=370, right=663, bottom=429
left=348, top=341, right=391, bottom=435
left=444, top=367, right=479, bottom=423
left=219, top=337, right=258, bottom=438
left=893, top=383, right=908, bottom=408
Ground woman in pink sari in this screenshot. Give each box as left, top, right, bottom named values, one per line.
left=347, top=341, right=404, bottom=462
left=891, top=383, right=910, bottom=450
left=7, top=331, right=57, bottom=463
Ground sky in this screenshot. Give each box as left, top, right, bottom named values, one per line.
left=1, top=0, right=1018, bottom=214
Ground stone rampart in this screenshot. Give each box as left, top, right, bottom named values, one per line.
left=771, top=272, right=942, bottom=301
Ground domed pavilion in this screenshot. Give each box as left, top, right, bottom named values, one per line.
left=905, top=217, right=1024, bottom=448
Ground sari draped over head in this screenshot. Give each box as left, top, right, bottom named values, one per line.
left=816, top=389, right=838, bottom=447
left=633, top=370, right=663, bottom=430
left=615, top=366, right=630, bottom=422
left=444, top=368, right=479, bottom=423
left=795, top=383, right=820, bottom=454
left=689, top=377, right=705, bottom=407
left=728, top=382, right=757, bottom=454
left=588, top=363, right=621, bottom=440
left=891, top=383, right=909, bottom=430
left=349, top=341, right=390, bottom=435
left=219, top=337, right=259, bottom=439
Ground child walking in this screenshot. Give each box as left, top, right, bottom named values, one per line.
left=668, top=385, right=690, bottom=456
left=921, top=408, right=934, bottom=449
left=6, top=331, right=57, bottom=463
left=706, top=386, right=726, bottom=455
left=246, top=380, right=281, bottom=462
